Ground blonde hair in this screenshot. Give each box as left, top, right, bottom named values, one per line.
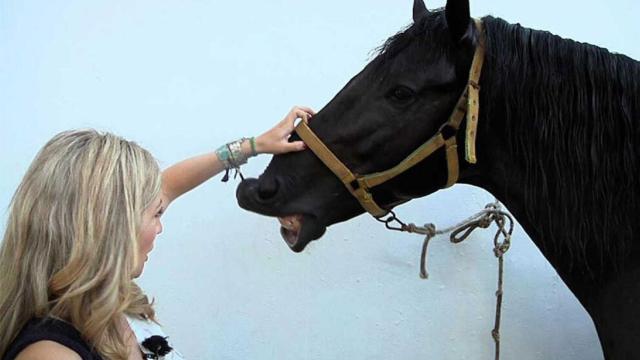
left=0, top=129, right=162, bottom=359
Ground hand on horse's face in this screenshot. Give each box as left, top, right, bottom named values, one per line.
left=255, top=106, right=315, bottom=155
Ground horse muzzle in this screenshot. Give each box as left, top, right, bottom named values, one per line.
left=236, top=178, right=327, bottom=252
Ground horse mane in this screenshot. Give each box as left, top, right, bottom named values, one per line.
left=482, top=16, right=640, bottom=274
left=376, top=11, right=640, bottom=275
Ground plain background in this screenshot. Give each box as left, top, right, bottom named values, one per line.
left=2, top=0, right=638, bottom=359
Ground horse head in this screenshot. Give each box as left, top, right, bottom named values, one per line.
left=237, top=0, right=484, bottom=252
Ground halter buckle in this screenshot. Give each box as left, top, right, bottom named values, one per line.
left=440, top=124, right=457, bottom=140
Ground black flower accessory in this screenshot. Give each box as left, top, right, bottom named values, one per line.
left=141, top=335, right=173, bottom=359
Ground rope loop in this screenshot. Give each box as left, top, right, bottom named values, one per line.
left=383, top=199, right=514, bottom=360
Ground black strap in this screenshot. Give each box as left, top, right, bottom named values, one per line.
left=3, top=318, right=103, bottom=360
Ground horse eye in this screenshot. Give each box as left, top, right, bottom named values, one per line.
left=387, top=86, right=416, bottom=104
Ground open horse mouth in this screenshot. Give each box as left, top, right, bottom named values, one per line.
left=236, top=177, right=329, bottom=252
left=277, top=214, right=326, bottom=252
left=278, top=215, right=303, bottom=246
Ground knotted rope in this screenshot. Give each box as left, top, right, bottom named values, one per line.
left=376, top=201, right=514, bottom=360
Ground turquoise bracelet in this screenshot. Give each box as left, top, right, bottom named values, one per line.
left=215, top=137, right=258, bottom=170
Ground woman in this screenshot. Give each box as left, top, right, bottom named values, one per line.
left=0, top=106, right=314, bottom=360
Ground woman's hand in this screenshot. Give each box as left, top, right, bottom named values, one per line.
left=254, top=106, right=315, bottom=155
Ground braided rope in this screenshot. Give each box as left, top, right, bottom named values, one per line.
left=381, top=201, right=514, bottom=360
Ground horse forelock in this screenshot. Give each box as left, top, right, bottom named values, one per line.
left=481, top=16, right=640, bottom=276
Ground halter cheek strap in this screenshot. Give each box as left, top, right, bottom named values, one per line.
left=295, top=19, right=485, bottom=218
left=294, top=122, right=388, bottom=216
left=465, top=18, right=486, bottom=163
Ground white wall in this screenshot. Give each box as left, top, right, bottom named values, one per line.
left=2, top=0, right=638, bottom=359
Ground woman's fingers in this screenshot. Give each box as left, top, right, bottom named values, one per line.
left=295, top=105, right=316, bottom=116
left=293, top=110, right=309, bottom=124
left=290, top=106, right=315, bottom=121
left=256, top=106, right=315, bottom=155
left=286, top=140, right=307, bottom=152
left=279, top=107, right=314, bottom=133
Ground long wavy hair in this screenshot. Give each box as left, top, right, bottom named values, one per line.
left=0, top=130, right=161, bottom=359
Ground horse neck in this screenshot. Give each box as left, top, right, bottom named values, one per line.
left=453, top=17, right=640, bottom=357
left=461, top=17, right=640, bottom=307
left=463, top=75, right=640, bottom=359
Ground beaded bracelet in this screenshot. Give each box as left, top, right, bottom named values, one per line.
left=215, top=137, right=257, bottom=182
left=249, top=137, right=257, bottom=157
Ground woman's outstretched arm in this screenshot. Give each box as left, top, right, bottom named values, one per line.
left=161, top=106, right=314, bottom=207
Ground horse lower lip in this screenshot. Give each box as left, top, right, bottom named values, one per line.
left=278, top=214, right=306, bottom=247
left=280, top=226, right=300, bottom=246
left=278, top=214, right=327, bottom=252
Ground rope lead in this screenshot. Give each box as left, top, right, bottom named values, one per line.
left=382, top=200, right=515, bottom=360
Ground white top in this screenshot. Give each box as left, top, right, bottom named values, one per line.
left=126, top=316, right=186, bottom=360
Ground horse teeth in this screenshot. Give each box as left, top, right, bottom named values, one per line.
left=278, top=216, right=302, bottom=231
left=278, top=217, right=294, bottom=230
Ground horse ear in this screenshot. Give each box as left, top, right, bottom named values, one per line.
left=412, top=0, right=429, bottom=23
left=445, top=0, right=471, bottom=41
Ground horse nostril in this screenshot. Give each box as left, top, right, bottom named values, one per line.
left=257, top=176, right=280, bottom=201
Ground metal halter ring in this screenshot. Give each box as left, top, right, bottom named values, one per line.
left=374, top=210, right=407, bottom=232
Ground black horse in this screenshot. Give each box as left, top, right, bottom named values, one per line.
left=237, top=0, right=640, bottom=358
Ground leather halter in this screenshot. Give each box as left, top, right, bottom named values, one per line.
left=294, top=19, right=485, bottom=218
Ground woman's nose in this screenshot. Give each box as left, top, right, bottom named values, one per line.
left=157, top=221, right=163, bottom=235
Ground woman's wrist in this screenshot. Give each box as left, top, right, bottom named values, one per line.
left=215, top=137, right=255, bottom=170
left=215, top=137, right=257, bottom=182
left=240, top=137, right=259, bottom=158
left=253, top=135, right=266, bottom=155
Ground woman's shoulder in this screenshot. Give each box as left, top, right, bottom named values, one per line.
left=14, top=340, right=81, bottom=360
left=3, top=318, right=102, bottom=360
